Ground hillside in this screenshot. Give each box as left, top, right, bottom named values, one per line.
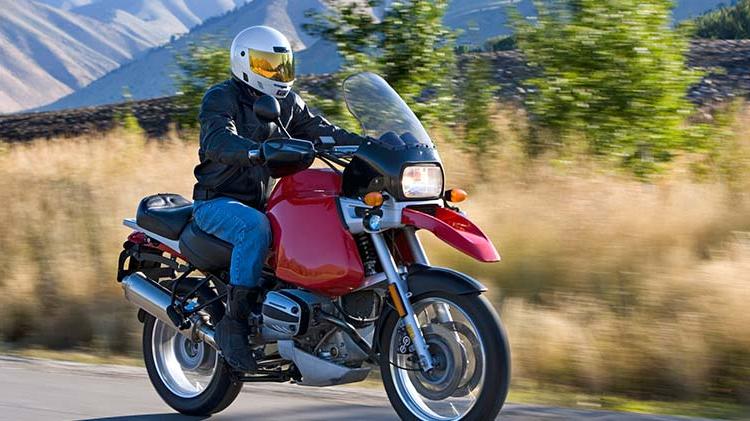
left=673, top=0, right=731, bottom=21
left=694, top=0, right=750, bottom=39
left=443, top=0, right=535, bottom=46
left=1, top=0, right=730, bottom=113
left=4, top=40, right=748, bottom=143
left=38, top=0, right=729, bottom=112
left=0, top=0, right=249, bottom=113
left=38, top=0, right=341, bottom=112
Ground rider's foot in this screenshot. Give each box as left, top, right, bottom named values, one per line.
left=215, top=285, right=259, bottom=372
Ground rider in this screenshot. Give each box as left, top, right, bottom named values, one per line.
left=192, top=26, right=363, bottom=372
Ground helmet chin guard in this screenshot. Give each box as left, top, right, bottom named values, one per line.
left=230, top=26, right=295, bottom=98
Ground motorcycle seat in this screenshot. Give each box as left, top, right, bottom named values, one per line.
left=179, top=222, right=232, bottom=271
left=136, top=194, right=193, bottom=241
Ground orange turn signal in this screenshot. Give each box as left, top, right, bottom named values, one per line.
left=445, top=188, right=468, bottom=203
left=363, top=191, right=384, bottom=207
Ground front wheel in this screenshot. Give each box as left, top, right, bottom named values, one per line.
left=379, top=292, right=510, bottom=421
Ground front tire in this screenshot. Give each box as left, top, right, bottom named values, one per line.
left=379, top=292, right=510, bottom=421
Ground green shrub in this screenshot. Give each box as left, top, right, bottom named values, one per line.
left=484, top=35, right=517, bottom=51
left=513, top=0, right=702, bottom=176
left=458, top=55, right=499, bottom=175
left=306, top=0, right=457, bottom=123
left=115, top=89, right=144, bottom=135
left=173, top=40, right=230, bottom=128
left=694, top=0, right=750, bottom=39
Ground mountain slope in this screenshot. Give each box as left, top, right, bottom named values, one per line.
left=445, top=0, right=534, bottom=45
left=0, top=0, right=248, bottom=113
left=444, top=0, right=729, bottom=45
left=673, top=0, right=729, bottom=21
left=35, top=0, right=732, bottom=112
left=69, top=0, right=247, bottom=41
left=41, top=0, right=339, bottom=111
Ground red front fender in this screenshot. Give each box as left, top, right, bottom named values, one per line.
left=402, top=207, right=501, bottom=262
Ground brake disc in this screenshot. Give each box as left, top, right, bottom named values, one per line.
left=407, top=324, right=467, bottom=400
left=443, top=321, right=483, bottom=398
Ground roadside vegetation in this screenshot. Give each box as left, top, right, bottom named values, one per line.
left=2, top=0, right=750, bottom=418
left=1, top=108, right=749, bottom=415
left=512, top=0, right=704, bottom=176
left=693, top=0, right=750, bottom=39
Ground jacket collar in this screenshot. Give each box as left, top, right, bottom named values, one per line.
left=230, top=77, right=264, bottom=105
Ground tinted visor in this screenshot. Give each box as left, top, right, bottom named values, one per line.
left=249, top=48, right=295, bottom=82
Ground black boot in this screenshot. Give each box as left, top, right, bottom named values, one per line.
left=215, top=285, right=259, bottom=372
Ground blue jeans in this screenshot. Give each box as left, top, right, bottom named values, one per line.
left=193, top=197, right=271, bottom=287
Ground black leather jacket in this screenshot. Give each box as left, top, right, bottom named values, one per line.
left=193, top=78, right=362, bottom=208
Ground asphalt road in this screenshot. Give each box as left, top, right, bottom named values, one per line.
left=0, top=356, right=713, bottom=421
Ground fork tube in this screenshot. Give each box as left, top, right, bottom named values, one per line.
left=370, top=232, right=435, bottom=371
left=403, top=228, right=455, bottom=325
left=403, top=227, right=430, bottom=266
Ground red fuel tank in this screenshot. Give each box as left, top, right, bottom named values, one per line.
left=266, top=168, right=365, bottom=296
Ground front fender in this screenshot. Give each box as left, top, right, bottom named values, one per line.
left=374, top=265, right=486, bottom=353
left=402, top=207, right=500, bottom=262
left=406, top=264, right=487, bottom=296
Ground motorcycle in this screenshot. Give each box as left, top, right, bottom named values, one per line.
left=116, top=72, right=510, bottom=420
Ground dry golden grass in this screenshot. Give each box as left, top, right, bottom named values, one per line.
left=432, top=104, right=750, bottom=403
left=0, top=131, right=196, bottom=350
left=0, top=108, right=748, bottom=404
left=418, top=169, right=750, bottom=402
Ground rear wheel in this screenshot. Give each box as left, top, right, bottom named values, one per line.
left=379, top=292, right=510, bottom=421
left=142, top=281, right=242, bottom=415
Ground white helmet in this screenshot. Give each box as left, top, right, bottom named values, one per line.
left=230, top=26, right=295, bottom=98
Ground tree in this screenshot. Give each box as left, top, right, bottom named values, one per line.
left=306, top=0, right=457, bottom=122
left=513, top=0, right=702, bottom=175
left=693, top=0, right=750, bottom=39
left=173, top=41, right=230, bottom=128
left=459, top=55, right=499, bottom=176
left=295, top=77, right=362, bottom=133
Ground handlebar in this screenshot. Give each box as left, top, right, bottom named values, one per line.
left=327, top=145, right=359, bottom=156
left=314, top=144, right=358, bottom=169
left=252, top=138, right=358, bottom=171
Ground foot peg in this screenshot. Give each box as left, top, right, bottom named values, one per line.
left=166, top=305, right=191, bottom=330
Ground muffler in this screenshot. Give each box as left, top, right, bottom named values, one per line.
left=121, top=273, right=217, bottom=349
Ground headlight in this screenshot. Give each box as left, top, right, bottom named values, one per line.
left=401, top=165, right=443, bottom=199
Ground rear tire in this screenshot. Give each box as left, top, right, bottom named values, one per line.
left=379, top=292, right=510, bottom=421
left=143, top=314, right=243, bottom=415
left=142, top=279, right=239, bottom=415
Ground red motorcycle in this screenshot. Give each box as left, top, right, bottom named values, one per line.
left=117, top=72, right=510, bottom=420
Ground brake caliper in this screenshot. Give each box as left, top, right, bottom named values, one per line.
left=396, top=326, right=414, bottom=355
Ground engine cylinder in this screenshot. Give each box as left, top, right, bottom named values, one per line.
left=260, top=289, right=328, bottom=341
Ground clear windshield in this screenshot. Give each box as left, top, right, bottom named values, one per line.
left=343, top=72, right=433, bottom=148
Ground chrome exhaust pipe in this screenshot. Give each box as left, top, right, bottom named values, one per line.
left=121, top=273, right=217, bottom=349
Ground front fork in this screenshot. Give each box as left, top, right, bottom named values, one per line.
left=370, top=229, right=435, bottom=372
left=402, top=227, right=454, bottom=325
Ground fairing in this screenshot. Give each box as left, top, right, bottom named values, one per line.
left=343, top=72, right=432, bottom=146
left=266, top=168, right=365, bottom=296
left=340, top=72, right=443, bottom=201
left=401, top=207, right=500, bottom=262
